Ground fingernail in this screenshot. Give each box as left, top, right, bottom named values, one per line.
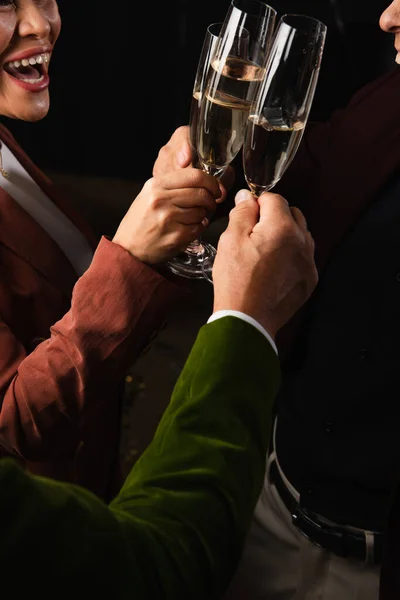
left=235, top=189, right=252, bottom=204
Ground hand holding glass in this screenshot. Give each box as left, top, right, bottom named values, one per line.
left=167, top=0, right=277, bottom=279
left=166, top=23, right=222, bottom=279
left=201, top=13, right=327, bottom=283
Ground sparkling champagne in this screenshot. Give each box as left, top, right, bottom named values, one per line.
left=197, top=56, right=265, bottom=177
left=243, top=114, right=305, bottom=196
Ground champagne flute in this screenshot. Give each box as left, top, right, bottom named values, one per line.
left=167, top=22, right=223, bottom=279
left=189, top=23, right=224, bottom=166
left=197, top=0, right=277, bottom=178
left=243, top=14, right=327, bottom=197
left=202, top=13, right=327, bottom=283
left=167, top=0, right=277, bottom=280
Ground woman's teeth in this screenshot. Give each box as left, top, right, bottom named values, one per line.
left=5, top=52, right=50, bottom=83
left=7, top=52, right=50, bottom=69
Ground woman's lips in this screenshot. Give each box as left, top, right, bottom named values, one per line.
left=4, top=69, right=50, bottom=92
left=3, top=51, right=51, bottom=92
left=5, top=45, right=52, bottom=63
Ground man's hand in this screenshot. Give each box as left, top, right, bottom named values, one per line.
left=153, top=125, right=235, bottom=204
left=212, top=189, right=318, bottom=340
left=112, top=168, right=222, bottom=264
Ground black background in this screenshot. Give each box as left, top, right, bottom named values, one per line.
left=2, top=0, right=395, bottom=180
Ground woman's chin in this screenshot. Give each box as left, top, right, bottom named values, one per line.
left=11, top=103, right=50, bottom=122
left=22, top=96, right=51, bottom=121
left=0, top=91, right=50, bottom=122
left=24, top=108, right=49, bottom=122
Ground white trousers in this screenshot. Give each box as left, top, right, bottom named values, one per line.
left=225, top=455, right=380, bottom=600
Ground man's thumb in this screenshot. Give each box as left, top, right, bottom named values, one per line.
left=228, top=189, right=259, bottom=233
left=235, top=189, right=255, bottom=205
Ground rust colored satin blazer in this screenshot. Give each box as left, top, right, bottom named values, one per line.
left=0, top=123, right=182, bottom=500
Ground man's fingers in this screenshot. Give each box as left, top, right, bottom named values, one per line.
left=258, top=192, right=292, bottom=224
left=290, top=206, right=308, bottom=233
left=290, top=207, right=316, bottom=256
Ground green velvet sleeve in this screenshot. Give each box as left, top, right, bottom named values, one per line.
left=0, top=317, right=280, bottom=599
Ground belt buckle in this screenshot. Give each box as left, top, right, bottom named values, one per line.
left=292, top=505, right=347, bottom=558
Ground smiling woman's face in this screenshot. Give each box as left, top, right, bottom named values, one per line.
left=0, top=0, right=60, bottom=121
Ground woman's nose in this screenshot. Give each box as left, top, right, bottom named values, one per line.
left=17, top=3, right=51, bottom=40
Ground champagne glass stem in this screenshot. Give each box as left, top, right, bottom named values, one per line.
left=187, top=240, right=206, bottom=255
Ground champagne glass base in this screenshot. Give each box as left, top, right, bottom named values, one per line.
left=167, top=241, right=216, bottom=279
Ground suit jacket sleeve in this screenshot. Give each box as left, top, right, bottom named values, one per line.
left=0, top=317, right=281, bottom=599
left=0, top=236, right=184, bottom=461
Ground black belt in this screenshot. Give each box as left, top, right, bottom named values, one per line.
left=269, top=459, right=383, bottom=565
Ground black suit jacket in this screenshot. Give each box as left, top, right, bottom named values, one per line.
left=269, top=66, right=400, bottom=598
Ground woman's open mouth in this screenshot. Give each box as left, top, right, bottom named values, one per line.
left=3, top=52, right=50, bottom=88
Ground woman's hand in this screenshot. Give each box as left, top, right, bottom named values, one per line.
left=112, top=167, right=222, bottom=264
left=153, top=125, right=235, bottom=204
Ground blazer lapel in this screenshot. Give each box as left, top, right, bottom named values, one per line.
left=0, top=122, right=98, bottom=251
left=0, top=122, right=100, bottom=300
left=0, top=189, right=78, bottom=299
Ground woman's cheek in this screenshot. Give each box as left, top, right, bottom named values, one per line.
left=0, top=14, right=17, bottom=55
left=46, top=3, right=62, bottom=44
